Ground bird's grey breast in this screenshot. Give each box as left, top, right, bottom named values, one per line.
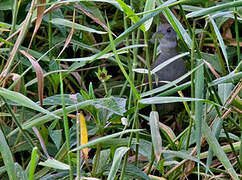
left=152, top=24, right=187, bottom=86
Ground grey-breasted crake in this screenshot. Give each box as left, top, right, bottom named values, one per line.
left=152, top=24, right=187, bottom=86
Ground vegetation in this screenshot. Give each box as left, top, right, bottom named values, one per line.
left=0, top=0, right=241, bottom=179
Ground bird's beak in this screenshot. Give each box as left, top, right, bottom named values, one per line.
left=151, top=31, right=164, bottom=44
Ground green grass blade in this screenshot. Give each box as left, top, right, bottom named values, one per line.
left=39, top=159, right=70, bottom=170
left=0, top=130, right=16, bottom=180
left=28, top=147, right=38, bottom=180
left=186, top=1, right=242, bottom=18
left=149, top=111, right=162, bottom=161
left=194, top=61, right=204, bottom=179
left=116, top=0, right=145, bottom=32
left=209, top=71, right=242, bottom=86
left=209, top=17, right=230, bottom=72
left=202, top=122, right=239, bottom=180
left=0, top=88, right=60, bottom=119
left=71, top=129, right=142, bottom=152
left=140, top=96, right=218, bottom=107
left=107, top=147, right=129, bottom=180
left=50, top=18, right=107, bottom=34
left=143, top=0, right=156, bottom=31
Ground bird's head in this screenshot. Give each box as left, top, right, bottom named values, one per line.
left=152, top=24, right=177, bottom=49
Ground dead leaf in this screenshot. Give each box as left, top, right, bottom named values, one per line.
left=19, top=50, right=44, bottom=106
left=203, top=59, right=221, bottom=78
left=28, top=0, right=46, bottom=49
left=80, top=113, right=88, bottom=162
left=57, top=9, right=75, bottom=58
left=75, top=3, right=116, bottom=37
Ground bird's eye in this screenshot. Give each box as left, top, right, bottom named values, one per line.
left=167, top=28, right=171, bottom=33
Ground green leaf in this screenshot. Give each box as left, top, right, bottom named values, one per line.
left=71, top=129, right=142, bottom=152
left=194, top=61, right=204, bottom=175
left=50, top=130, right=62, bottom=149
left=143, top=0, right=156, bottom=31
left=107, top=147, right=129, bottom=180
left=93, top=149, right=110, bottom=174
left=50, top=0, right=122, bottom=10
left=0, top=88, right=60, bottom=119
left=116, top=0, right=145, bottom=32
left=39, top=159, right=70, bottom=170
left=57, top=51, right=127, bottom=62
left=15, top=163, right=27, bottom=180
left=28, top=147, right=38, bottom=180
left=186, top=1, right=242, bottom=18
left=209, top=71, right=242, bottom=86
left=0, top=0, right=12, bottom=10
left=50, top=18, right=107, bottom=34
left=162, top=150, right=209, bottom=171
left=202, top=122, right=239, bottom=180
left=120, top=163, right=150, bottom=180
left=209, top=17, right=230, bottom=72
left=140, top=96, right=217, bottom=105
left=149, top=111, right=162, bottom=161
left=21, top=96, right=126, bottom=130
left=0, top=130, right=16, bottom=180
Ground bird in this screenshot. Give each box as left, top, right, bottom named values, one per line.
left=151, top=24, right=187, bottom=87
left=151, top=24, right=188, bottom=114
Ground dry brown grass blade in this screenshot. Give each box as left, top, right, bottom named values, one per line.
left=74, top=3, right=117, bottom=37
left=203, top=60, right=221, bottom=78
left=28, top=0, right=46, bottom=49
left=148, top=175, right=166, bottom=180
left=9, top=73, right=21, bottom=92
left=158, top=122, right=176, bottom=141
left=19, top=50, right=44, bottom=107
left=57, top=9, right=76, bottom=58
left=165, top=138, right=206, bottom=177
left=32, top=126, right=51, bottom=159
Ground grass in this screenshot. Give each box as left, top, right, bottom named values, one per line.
left=0, top=0, right=241, bottom=179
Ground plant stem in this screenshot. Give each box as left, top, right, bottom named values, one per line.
left=120, top=105, right=139, bottom=180
left=59, top=71, right=73, bottom=180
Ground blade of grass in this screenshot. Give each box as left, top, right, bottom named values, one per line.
left=0, top=88, right=60, bottom=119
left=59, top=70, right=73, bottom=179
left=28, top=0, right=46, bottom=49
left=209, top=17, right=230, bottom=73
left=107, top=147, right=129, bottom=180
left=202, top=121, right=239, bottom=180
left=28, top=147, right=38, bottom=180
left=106, top=17, right=140, bottom=100
left=71, top=129, right=142, bottom=152
left=186, top=1, right=242, bottom=18
left=0, top=0, right=37, bottom=80
left=116, top=0, right=145, bottom=32
left=0, top=130, right=16, bottom=180
left=143, top=0, right=156, bottom=31
left=194, top=60, right=204, bottom=180
left=57, top=9, right=75, bottom=58
left=149, top=111, right=162, bottom=161
left=19, top=50, right=44, bottom=106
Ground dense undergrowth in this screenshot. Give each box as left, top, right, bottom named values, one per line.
left=0, top=0, right=241, bottom=179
